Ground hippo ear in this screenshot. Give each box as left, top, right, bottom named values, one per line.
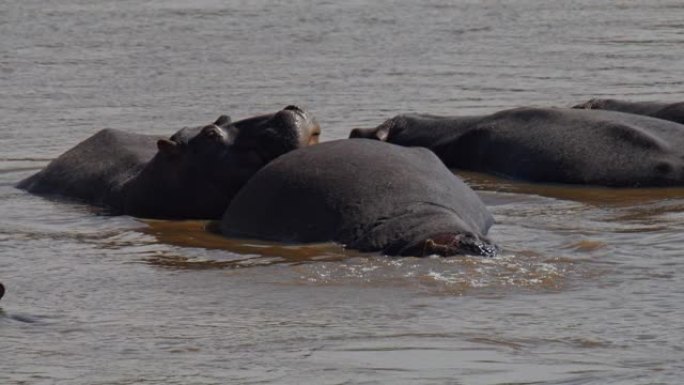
left=157, top=139, right=182, bottom=157
left=214, top=115, right=231, bottom=126
left=373, top=122, right=391, bottom=141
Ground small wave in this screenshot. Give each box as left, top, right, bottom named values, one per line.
left=0, top=157, right=52, bottom=162
left=0, top=158, right=49, bottom=175
left=290, top=252, right=585, bottom=296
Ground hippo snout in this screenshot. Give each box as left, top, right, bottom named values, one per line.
left=284, top=105, right=304, bottom=113
left=400, top=233, right=498, bottom=257
left=349, top=127, right=375, bottom=139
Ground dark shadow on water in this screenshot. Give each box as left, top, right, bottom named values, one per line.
left=140, top=219, right=361, bottom=269
left=0, top=309, right=41, bottom=324
left=460, top=170, right=684, bottom=206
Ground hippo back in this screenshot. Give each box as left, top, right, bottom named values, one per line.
left=221, top=139, right=494, bottom=255
left=363, top=107, right=684, bottom=186
left=17, top=129, right=159, bottom=207
left=457, top=108, right=684, bottom=185
left=574, top=99, right=684, bottom=125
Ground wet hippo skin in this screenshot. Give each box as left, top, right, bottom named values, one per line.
left=350, top=107, right=684, bottom=187
left=220, top=139, right=496, bottom=257
left=18, top=106, right=321, bottom=219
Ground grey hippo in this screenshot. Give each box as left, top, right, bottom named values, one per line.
left=573, top=98, right=684, bottom=125
left=220, top=139, right=497, bottom=257
left=18, top=106, right=320, bottom=219
left=350, top=107, right=684, bottom=187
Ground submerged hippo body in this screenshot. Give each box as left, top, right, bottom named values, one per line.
left=220, top=139, right=496, bottom=257
left=18, top=106, right=320, bottom=219
left=350, top=107, right=684, bottom=187
left=574, top=99, right=684, bottom=125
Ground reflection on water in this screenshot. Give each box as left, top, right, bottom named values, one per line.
left=462, top=170, right=684, bottom=206
left=142, top=219, right=351, bottom=269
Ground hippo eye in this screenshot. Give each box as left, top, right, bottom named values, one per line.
left=201, top=125, right=223, bottom=140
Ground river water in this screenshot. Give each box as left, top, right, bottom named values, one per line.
left=2, top=1, right=684, bottom=384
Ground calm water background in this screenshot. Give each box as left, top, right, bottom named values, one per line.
left=2, top=1, right=684, bottom=384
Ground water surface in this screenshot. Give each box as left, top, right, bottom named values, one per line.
left=2, top=1, right=684, bottom=384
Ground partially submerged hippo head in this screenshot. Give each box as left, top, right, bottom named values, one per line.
left=17, top=106, right=320, bottom=219
left=348, top=116, right=416, bottom=144
left=159, top=105, right=319, bottom=158
left=349, top=121, right=393, bottom=141
left=124, top=105, right=321, bottom=218
left=348, top=116, right=437, bottom=149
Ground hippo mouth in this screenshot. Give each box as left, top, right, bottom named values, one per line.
left=401, top=233, right=498, bottom=257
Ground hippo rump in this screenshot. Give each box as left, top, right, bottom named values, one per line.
left=220, top=139, right=496, bottom=257
left=573, top=98, right=684, bottom=125
left=350, top=107, right=684, bottom=187
left=17, top=106, right=320, bottom=219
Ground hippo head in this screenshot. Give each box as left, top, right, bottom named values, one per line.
left=227, top=104, right=321, bottom=158
left=348, top=119, right=394, bottom=142
left=127, top=106, right=320, bottom=219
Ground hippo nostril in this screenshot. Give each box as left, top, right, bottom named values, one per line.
left=284, top=105, right=303, bottom=113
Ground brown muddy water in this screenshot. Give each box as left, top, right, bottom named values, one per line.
left=2, top=1, right=684, bottom=384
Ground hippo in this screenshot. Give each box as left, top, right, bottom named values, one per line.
left=220, top=139, right=497, bottom=257
left=573, top=98, right=684, bottom=125
left=350, top=107, right=684, bottom=187
left=18, top=106, right=320, bottom=219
